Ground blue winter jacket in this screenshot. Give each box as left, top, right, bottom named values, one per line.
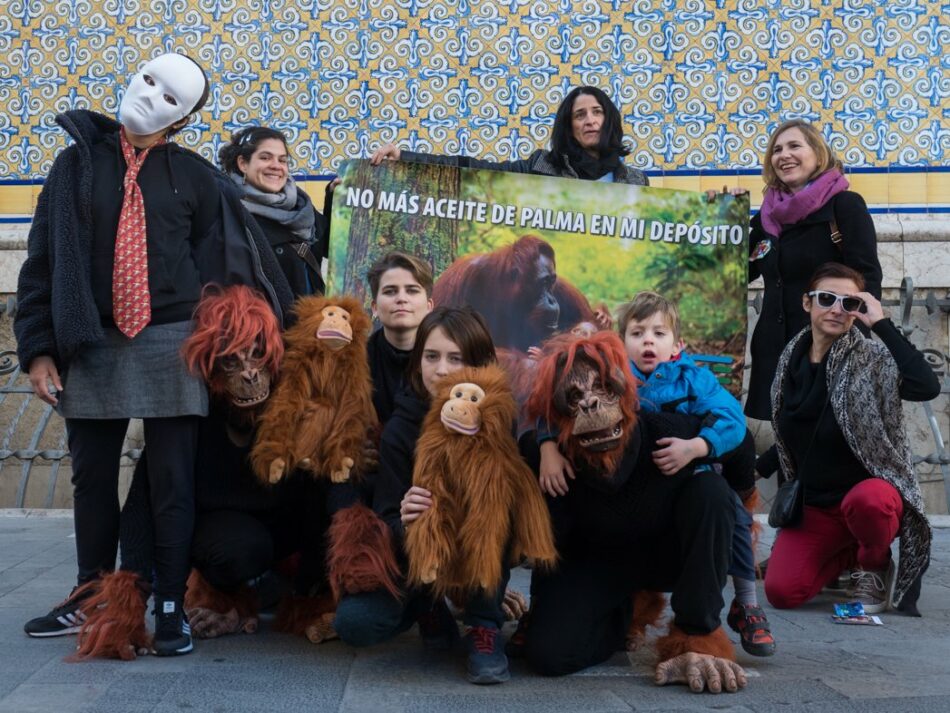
left=630, top=352, right=745, bottom=459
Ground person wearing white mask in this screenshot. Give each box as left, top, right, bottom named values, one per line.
left=14, top=52, right=291, bottom=656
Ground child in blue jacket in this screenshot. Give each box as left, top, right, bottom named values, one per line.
left=538, top=291, right=775, bottom=657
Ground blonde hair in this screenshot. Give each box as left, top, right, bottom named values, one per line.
left=762, top=120, right=843, bottom=192
left=616, top=291, right=681, bottom=341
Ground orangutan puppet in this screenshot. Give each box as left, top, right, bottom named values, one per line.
left=404, top=364, right=557, bottom=599
left=524, top=331, right=746, bottom=693
left=74, top=285, right=285, bottom=659
left=252, top=295, right=376, bottom=484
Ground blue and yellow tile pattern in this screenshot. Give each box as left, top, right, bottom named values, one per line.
left=0, top=1, right=947, bottom=216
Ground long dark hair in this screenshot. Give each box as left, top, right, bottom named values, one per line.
left=550, top=86, right=629, bottom=167
left=218, top=126, right=289, bottom=176
left=407, top=306, right=497, bottom=398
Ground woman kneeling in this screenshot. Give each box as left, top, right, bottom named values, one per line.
left=765, top=263, right=938, bottom=614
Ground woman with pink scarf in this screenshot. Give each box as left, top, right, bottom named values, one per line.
left=745, top=120, right=882, bottom=422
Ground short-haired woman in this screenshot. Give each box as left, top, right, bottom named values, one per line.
left=764, top=263, right=939, bottom=614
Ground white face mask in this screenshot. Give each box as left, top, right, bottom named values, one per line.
left=119, top=53, right=205, bottom=136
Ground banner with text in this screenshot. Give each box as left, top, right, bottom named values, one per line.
left=329, top=159, right=749, bottom=394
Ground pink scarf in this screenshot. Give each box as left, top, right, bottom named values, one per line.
left=759, top=169, right=849, bottom=237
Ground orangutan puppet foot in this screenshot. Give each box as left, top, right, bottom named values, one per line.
left=268, top=457, right=286, bottom=483
left=331, top=457, right=354, bottom=483
left=305, top=613, right=338, bottom=644
left=188, top=607, right=258, bottom=639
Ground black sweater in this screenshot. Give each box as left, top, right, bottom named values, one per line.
left=372, top=387, right=429, bottom=551
left=776, top=319, right=939, bottom=507
left=90, top=132, right=220, bottom=325
left=553, top=411, right=701, bottom=559
left=367, top=329, right=413, bottom=427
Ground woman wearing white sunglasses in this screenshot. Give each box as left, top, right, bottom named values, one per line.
left=764, top=262, right=938, bottom=616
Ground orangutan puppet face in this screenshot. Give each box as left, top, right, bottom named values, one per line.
left=316, top=305, right=353, bottom=351
left=555, top=356, right=626, bottom=452
left=214, top=344, right=271, bottom=409
left=440, top=383, right=487, bottom=435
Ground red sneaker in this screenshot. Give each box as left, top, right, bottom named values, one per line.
left=726, top=598, right=776, bottom=657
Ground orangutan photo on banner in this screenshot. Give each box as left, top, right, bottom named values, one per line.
left=329, top=159, right=749, bottom=397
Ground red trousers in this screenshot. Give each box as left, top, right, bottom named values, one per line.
left=765, top=478, right=903, bottom=610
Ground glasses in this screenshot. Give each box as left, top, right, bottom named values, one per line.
left=807, top=290, right=865, bottom=313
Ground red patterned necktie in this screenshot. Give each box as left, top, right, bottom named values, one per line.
left=113, top=128, right=164, bottom=339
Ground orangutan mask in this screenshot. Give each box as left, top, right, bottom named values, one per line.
left=214, top=346, right=271, bottom=409
left=119, top=53, right=205, bottom=135
left=556, top=359, right=625, bottom=452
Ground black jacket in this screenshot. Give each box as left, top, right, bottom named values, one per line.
left=14, top=110, right=293, bottom=371
left=254, top=208, right=328, bottom=297
left=745, top=191, right=882, bottom=420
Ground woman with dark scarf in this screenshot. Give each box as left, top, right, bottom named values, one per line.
left=368, top=86, right=648, bottom=186
left=745, top=120, right=882, bottom=423
left=220, top=127, right=329, bottom=296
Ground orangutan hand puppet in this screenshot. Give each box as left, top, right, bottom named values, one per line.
left=252, top=295, right=376, bottom=484
left=405, top=364, right=556, bottom=598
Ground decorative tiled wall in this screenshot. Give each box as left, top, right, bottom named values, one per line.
left=0, top=1, right=947, bottom=204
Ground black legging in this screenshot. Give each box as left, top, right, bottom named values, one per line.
left=67, top=416, right=199, bottom=600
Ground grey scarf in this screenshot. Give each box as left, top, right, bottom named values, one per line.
left=231, top=172, right=315, bottom=242
left=771, top=326, right=931, bottom=607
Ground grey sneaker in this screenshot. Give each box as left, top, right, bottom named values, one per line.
left=848, top=559, right=895, bottom=614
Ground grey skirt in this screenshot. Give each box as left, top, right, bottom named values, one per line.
left=57, top=321, right=208, bottom=420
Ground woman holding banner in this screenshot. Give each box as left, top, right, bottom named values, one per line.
left=219, top=126, right=329, bottom=296
left=745, top=120, right=882, bottom=423
left=370, top=86, right=648, bottom=186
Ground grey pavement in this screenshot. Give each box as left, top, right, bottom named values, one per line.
left=1, top=511, right=949, bottom=713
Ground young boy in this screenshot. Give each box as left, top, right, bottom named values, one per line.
left=538, top=292, right=776, bottom=657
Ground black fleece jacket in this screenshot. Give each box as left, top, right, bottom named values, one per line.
left=14, top=110, right=293, bottom=371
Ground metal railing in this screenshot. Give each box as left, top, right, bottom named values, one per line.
left=1, top=277, right=948, bottom=509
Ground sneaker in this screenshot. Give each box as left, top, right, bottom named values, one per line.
left=726, top=598, right=776, bottom=657
left=23, top=587, right=91, bottom=638
left=822, top=568, right=853, bottom=595
left=153, top=599, right=193, bottom=656
left=504, top=611, right=530, bottom=659
left=417, top=600, right=459, bottom=651
left=465, top=625, right=510, bottom=684
left=848, top=560, right=894, bottom=615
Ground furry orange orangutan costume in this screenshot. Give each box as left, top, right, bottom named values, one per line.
left=521, top=332, right=746, bottom=693
left=251, top=295, right=376, bottom=484
left=404, top=364, right=557, bottom=598
left=73, top=285, right=285, bottom=660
